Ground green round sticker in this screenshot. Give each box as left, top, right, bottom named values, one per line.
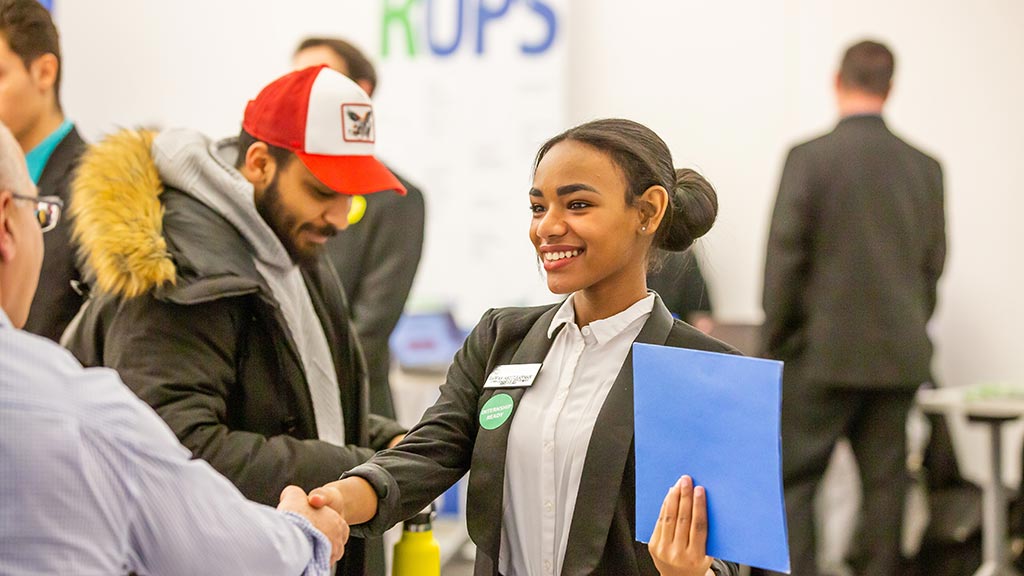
left=479, top=393, right=515, bottom=430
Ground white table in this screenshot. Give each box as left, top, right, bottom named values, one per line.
left=917, top=387, right=1024, bottom=576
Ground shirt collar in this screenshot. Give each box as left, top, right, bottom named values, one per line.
left=25, top=119, right=73, bottom=184
left=547, top=296, right=577, bottom=338
left=0, top=306, right=10, bottom=329
left=838, top=113, right=885, bottom=124
left=547, top=292, right=656, bottom=344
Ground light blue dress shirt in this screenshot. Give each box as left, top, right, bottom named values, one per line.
left=0, top=307, right=332, bottom=575
left=24, top=119, right=73, bottom=184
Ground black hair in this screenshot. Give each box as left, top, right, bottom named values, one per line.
left=534, top=118, right=718, bottom=254
left=0, top=0, right=62, bottom=110
left=296, top=37, right=378, bottom=95
left=839, top=40, right=895, bottom=96
left=234, top=128, right=294, bottom=170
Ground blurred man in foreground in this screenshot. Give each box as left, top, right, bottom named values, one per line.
left=0, top=118, right=348, bottom=575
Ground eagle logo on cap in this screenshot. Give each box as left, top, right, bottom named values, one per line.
left=341, top=104, right=374, bottom=143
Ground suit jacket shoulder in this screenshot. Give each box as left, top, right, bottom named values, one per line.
left=40, top=126, right=87, bottom=198
left=24, top=126, right=88, bottom=341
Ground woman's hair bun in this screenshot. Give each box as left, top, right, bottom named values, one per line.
left=658, top=168, right=718, bottom=251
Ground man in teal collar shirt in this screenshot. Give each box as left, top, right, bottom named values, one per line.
left=0, top=0, right=86, bottom=341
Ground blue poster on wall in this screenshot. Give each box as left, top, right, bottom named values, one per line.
left=37, top=0, right=53, bottom=12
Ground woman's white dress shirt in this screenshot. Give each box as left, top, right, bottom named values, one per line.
left=499, top=292, right=655, bottom=576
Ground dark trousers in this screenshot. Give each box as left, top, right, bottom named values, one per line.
left=768, top=368, right=917, bottom=576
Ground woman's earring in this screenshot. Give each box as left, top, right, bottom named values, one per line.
left=641, top=226, right=648, bottom=232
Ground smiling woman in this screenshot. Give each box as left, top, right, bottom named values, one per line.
left=313, top=119, right=738, bottom=576
left=528, top=119, right=718, bottom=327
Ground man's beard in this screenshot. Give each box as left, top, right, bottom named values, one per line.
left=255, top=177, right=337, bottom=267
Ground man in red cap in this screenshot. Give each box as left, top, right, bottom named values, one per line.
left=294, top=37, right=426, bottom=423
left=64, top=65, right=407, bottom=575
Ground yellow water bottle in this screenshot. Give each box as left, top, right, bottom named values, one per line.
left=392, top=506, right=440, bottom=576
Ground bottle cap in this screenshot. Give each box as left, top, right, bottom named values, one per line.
left=403, top=504, right=437, bottom=532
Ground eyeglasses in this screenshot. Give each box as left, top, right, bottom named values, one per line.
left=12, top=193, right=63, bottom=233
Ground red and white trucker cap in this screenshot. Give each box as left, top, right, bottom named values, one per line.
left=242, top=64, right=406, bottom=196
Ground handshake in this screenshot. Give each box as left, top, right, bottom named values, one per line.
left=276, top=477, right=377, bottom=564
left=276, top=435, right=402, bottom=563
left=275, top=474, right=717, bottom=576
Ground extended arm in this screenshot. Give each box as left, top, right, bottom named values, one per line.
left=102, top=294, right=384, bottom=504
left=312, top=309, right=497, bottom=533
left=120, top=385, right=341, bottom=575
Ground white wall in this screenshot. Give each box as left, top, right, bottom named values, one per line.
left=57, top=1, right=1024, bottom=388
left=57, top=1, right=383, bottom=140
left=57, top=0, right=568, bottom=326
left=568, top=0, right=1024, bottom=389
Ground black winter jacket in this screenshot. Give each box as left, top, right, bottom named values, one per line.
left=64, top=129, right=405, bottom=573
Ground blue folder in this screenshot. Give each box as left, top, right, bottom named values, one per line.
left=633, top=343, right=789, bottom=573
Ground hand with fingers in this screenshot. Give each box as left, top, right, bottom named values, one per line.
left=307, top=483, right=345, bottom=516
left=278, top=485, right=350, bottom=564
left=648, top=475, right=717, bottom=576
left=308, top=477, right=380, bottom=528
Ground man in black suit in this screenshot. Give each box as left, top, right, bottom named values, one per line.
left=0, top=0, right=86, bottom=342
left=294, top=38, right=426, bottom=420
left=762, top=40, right=946, bottom=575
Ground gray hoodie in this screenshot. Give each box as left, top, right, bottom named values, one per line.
left=151, top=128, right=345, bottom=446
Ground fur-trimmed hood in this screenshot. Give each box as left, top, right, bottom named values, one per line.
left=71, top=128, right=292, bottom=300
left=70, top=129, right=174, bottom=298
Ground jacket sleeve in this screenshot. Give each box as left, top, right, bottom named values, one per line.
left=924, top=159, right=946, bottom=317
left=762, top=146, right=815, bottom=359
left=347, top=188, right=426, bottom=414
left=349, top=188, right=425, bottom=348
left=344, top=309, right=496, bottom=536
left=102, top=293, right=380, bottom=505
left=710, top=558, right=739, bottom=576
left=117, top=384, right=332, bottom=576
left=366, top=413, right=407, bottom=451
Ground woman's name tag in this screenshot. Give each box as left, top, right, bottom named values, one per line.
left=482, top=363, right=542, bottom=389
